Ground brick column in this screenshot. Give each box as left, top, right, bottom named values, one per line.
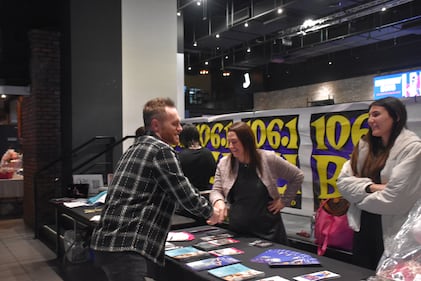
left=21, top=30, right=61, bottom=230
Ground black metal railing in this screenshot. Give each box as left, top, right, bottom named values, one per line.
left=33, top=135, right=136, bottom=238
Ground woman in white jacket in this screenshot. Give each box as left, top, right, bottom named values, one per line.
left=337, top=97, right=421, bottom=270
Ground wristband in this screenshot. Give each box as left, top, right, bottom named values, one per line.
left=213, top=199, right=224, bottom=206
left=365, top=184, right=373, bottom=193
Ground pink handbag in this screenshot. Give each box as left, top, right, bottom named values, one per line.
left=315, top=198, right=354, bottom=256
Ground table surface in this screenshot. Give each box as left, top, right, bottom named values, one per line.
left=51, top=200, right=202, bottom=257
left=0, top=175, right=23, bottom=198
left=54, top=203, right=199, bottom=229
left=159, top=225, right=375, bottom=281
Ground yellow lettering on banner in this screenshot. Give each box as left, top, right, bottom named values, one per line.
left=247, top=117, right=299, bottom=150
left=351, top=113, right=369, bottom=146
left=284, top=118, right=299, bottom=149
left=249, top=119, right=266, bottom=148
left=197, top=123, right=211, bottom=147
left=210, top=122, right=224, bottom=148
left=311, top=113, right=368, bottom=151
left=310, top=116, right=328, bottom=150
left=266, top=118, right=283, bottom=149
left=211, top=151, right=220, bottom=162
left=312, top=155, right=347, bottom=198
left=282, top=154, right=298, bottom=166
left=326, top=115, right=350, bottom=150
left=199, top=121, right=232, bottom=150
left=275, top=153, right=299, bottom=195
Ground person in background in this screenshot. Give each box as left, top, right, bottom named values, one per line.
left=210, top=121, right=304, bottom=244
left=135, top=126, right=145, bottom=137
left=179, top=123, right=216, bottom=191
left=337, top=97, right=421, bottom=270
left=90, top=97, right=219, bottom=281
left=406, top=71, right=421, bottom=97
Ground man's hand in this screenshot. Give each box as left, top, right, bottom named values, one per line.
left=206, top=211, right=220, bottom=225
left=206, top=200, right=228, bottom=225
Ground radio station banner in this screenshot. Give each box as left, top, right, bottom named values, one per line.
left=183, top=100, right=421, bottom=214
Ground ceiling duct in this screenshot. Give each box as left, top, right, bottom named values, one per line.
left=233, top=7, right=250, bottom=25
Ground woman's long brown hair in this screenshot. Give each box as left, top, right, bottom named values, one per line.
left=351, top=97, right=407, bottom=179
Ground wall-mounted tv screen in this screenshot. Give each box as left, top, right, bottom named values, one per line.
left=374, top=69, right=421, bottom=100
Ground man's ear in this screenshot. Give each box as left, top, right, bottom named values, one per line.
left=150, top=118, right=160, bottom=132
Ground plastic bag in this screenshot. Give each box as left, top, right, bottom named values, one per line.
left=368, top=199, right=421, bottom=281
left=64, top=230, right=90, bottom=263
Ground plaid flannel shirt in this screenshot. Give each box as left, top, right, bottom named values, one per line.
left=90, top=133, right=213, bottom=266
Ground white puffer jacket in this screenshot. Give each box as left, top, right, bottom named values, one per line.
left=337, top=129, right=421, bottom=257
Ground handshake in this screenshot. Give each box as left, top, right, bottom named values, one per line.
left=207, top=200, right=228, bottom=225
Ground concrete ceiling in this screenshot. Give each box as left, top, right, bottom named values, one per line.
left=179, top=0, right=421, bottom=72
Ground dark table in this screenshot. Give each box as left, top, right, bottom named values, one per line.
left=51, top=200, right=201, bottom=258
left=159, top=225, right=375, bottom=281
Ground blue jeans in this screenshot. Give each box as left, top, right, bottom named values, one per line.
left=93, top=250, right=158, bottom=281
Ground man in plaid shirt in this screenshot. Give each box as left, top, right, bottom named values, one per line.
left=91, top=97, right=218, bottom=281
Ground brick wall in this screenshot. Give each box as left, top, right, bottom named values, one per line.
left=254, top=75, right=374, bottom=110
left=21, top=30, right=61, bottom=229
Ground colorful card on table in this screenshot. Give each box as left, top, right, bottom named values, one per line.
left=194, top=237, right=240, bottom=251
left=293, top=270, right=340, bottom=281
left=208, top=263, right=265, bottom=281
left=185, top=255, right=240, bottom=271
left=165, top=246, right=210, bottom=261
left=251, top=248, right=320, bottom=266
left=200, top=232, right=234, bottom=241
left=256, top=276, right=290, bottom=281
left=164, top=242, right=180, bottom=251
left=209, top=247, right=245, bottom=257
left=166, top=231, right=195, bottom=242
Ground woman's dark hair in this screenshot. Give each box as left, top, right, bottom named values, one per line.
left=135, top=126, right=145, bottom=137
left=179, top=124, right=200, bottom=148
left=228, top=121, right=262, bottom=174
left=351, top=97, right=407, bottom=179
left=368, top=97, right=407, bottom=150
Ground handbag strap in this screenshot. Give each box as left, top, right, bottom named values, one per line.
left=317, top=198, right=330, bottom=211
left=317, top=214, right=334, bottom=255
left=316, top=198, right=332, bottom=256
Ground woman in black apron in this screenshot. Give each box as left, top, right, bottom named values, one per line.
left=227, top=162, right=288, bottom=244
left=210, top=122, right=304, bottom=245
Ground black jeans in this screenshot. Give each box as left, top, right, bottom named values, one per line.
left=93, top=250, right=158, bottom=281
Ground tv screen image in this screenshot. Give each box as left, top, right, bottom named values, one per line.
left=374, top=70, right=421, bottom=100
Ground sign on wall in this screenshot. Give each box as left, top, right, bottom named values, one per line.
left=183, top=100, right=421, bottom=215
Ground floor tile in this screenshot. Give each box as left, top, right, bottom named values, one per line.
left=4, top=236, right=56, bottom=263
left=20, top=260, right=63, bottom=281
left=0, top=262, right=31, bottom=281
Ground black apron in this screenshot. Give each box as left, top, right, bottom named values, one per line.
left=227, top=163, right=288, bottom=244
